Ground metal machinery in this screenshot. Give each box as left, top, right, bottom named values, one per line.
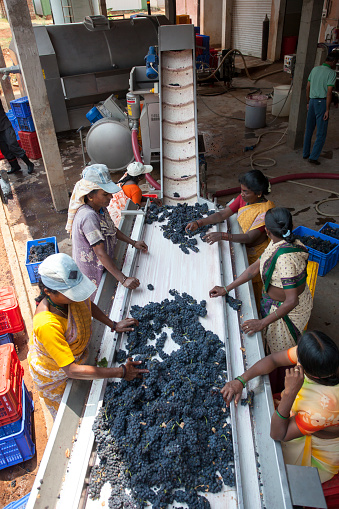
left=9, top=15, right=170, bottom=133
left=26, top=25, right=327, bottom=509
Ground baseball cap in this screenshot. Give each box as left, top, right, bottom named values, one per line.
left=39, top=253, right=97, bottom=302
left=127, top=161, right=153, bottom=177
left=82, top=164, right=120, bottom=194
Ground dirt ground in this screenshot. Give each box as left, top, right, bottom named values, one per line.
left=0, top=228, right=48, bottom=509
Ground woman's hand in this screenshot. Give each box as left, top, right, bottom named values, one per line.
left=185, top=220, right=199, bottom=233
left=242, top=319, right=265, bottom=335
left=283, top=366, right=304, bottom=398
left=134, top=240, right=148, bottom=252
left=123, top=357, right=149, bottom=381
left=203, top=232, right=227, bottom=245
left=209, top=286, right=227, bottom=298
left=122, top=277, right=140, bottom=290
left=220, top=379, right=244, bottom=407
left=115, top=318, right=139, bottom=333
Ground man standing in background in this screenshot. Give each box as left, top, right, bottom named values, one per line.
left=303, top=54, right=337, bottom=165
left=0, top=99, right=34, bottom=174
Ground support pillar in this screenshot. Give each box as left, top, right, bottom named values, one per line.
left=221, top=0, right=233, bottom=50
left=267, top=0, right=286, bottom=62
left=200, top=0, right=223, bottom=47
left=4, top=0, right=69, bottom=211
left=165, top=0, right=176, bottom=25
left=287, top=0, right=324, bottom=150
left=98, top=0, right=107, bottom=17
left=0, top=44, right=15, bottom=109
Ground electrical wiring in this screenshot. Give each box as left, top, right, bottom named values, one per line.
left=150, top=62, right=158, bottom=75
left=249, top=129, right=288, bottom=168
left=199, top=48, right=283, bottom=83
left=198, top=95, right=245, bottom=120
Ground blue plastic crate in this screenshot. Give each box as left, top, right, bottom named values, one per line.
left=6, top=110, right=20, bottom=140
left=0, top=381, right=35, bottom=469
left=3, top=493, right=30, bottom=509
left=86, top=106, right=103, bottom=124
left=10, top=97, right=31, bottom=118
left=319, top=222, right=339, bottom=245
left=0, top=333, right=13, bottom=346
left=25, top=237, right=59, bottom=284
left=16, top=116, right=35, bottom=132
left=0, top=383, right=33, bottom=438
left=293, top=226, right=339, bottom=276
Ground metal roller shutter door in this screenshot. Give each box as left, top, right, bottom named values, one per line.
left=232, top=0, right=271, bottom=57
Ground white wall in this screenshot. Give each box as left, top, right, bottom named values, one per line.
left=106, top=0, right=164, bottom=10
left=106, top=0, right=142, bottom=10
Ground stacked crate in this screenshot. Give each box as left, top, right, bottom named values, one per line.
left=0, top=110, right=21, bottom=160
left=10, top=97, right=42, bottom=160
left=0, top=344, right=35, bottom=469
left=0, top=287, right=25, bottom=335
left=195, top=34, right=210, bottom=69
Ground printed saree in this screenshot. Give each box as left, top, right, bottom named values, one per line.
left=28, top=299, right=92, bottom=419
left=260, top=240, right=313, bottom=353
left=237, top=200, right=274, bottom=307
left=281, top=357, right=339, bottom=483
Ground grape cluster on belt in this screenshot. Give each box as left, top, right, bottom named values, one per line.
left=28, top=242, right=55, bottom=263
left=294, top=234, right=336, bottom=254
left=226, top=294, right=242, bottom=311
left=321, top=226, right=339, bottom=241
left=90, top=291, right=235, bottom=509
left=146, top=202, right=215, bottom=254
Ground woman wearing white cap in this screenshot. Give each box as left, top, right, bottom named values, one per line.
left=28, top=253, right=149, bottom=419
left=66, top=164, right=148, bottom=299
left=107, top=161, right=161, bottom=227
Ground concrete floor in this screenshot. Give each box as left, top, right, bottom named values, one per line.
left=1, top=64, right=338, bottom=344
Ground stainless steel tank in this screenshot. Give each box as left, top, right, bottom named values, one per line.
left=86, top=118, right=134, bottom=171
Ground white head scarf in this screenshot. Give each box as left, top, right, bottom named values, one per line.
left=65, top=179, right=103, bottom=234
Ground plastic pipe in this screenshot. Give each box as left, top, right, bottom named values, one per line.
left=213, top=173, right=339, bottom=198
left=131, top=128, right=161, bottom=190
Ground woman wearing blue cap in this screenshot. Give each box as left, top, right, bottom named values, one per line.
left=28, top=253, right=149, bottom=419
left=66, top=164, right=148, bottom=299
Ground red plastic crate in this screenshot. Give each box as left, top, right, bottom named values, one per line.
left=0, top=344, right=24, bottom=424
left=18, top=131, right=41, bottom=160
left=323, top=472, right=339, bottom=509
left=0, top=287, right=25, bottom=334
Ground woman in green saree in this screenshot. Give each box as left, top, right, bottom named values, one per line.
left=209, top=208, right=313, bottom=354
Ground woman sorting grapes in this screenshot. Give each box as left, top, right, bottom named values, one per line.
left=28, top=253, right=148, bottom=419
left=210, top=208, right=313, bottom=355
left=221, top=331, right=339, bottom=484
left=187, top=170, right=274, bottom=308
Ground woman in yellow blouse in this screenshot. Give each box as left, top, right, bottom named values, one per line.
left=28, top=253, right=148, bottom=419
